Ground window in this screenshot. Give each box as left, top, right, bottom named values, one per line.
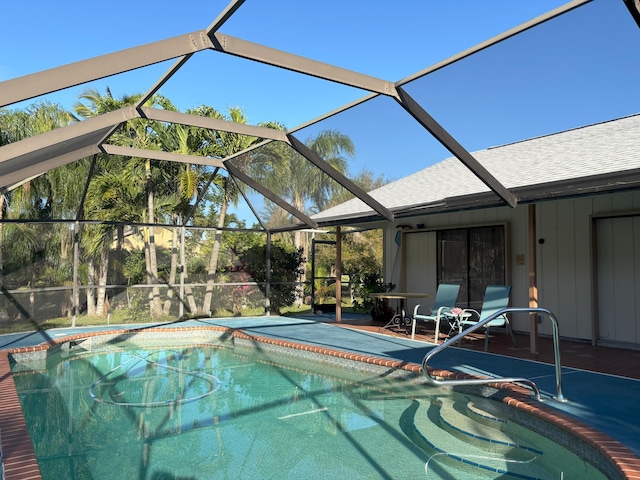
left=437, top=225, right=505, bottom=309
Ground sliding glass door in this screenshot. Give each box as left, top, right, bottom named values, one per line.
left=437, top=226, right=505, bottom=309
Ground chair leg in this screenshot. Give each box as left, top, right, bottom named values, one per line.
left=483, top=323, right=517, bottom=351
left=507, top=321, right=517, bottom=347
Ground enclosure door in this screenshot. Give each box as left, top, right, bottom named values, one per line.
left=596, top=216, right=640, bottom=346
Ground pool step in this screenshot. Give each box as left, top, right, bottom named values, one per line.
left=465, top=396, right=507, bottom=427
left=437, top=397, right=543, bottom=457
left=404, top=396, right=554, bottom=479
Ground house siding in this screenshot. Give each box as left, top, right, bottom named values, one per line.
left=381, top=189, right=640, bottom=346
left=595, top=215, right=640, bottom=345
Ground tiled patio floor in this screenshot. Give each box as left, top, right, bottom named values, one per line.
left=332, top=316, right=640, bottom=380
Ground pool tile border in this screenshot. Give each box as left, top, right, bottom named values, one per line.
left=1, top=325, right=640, bottom=480
left=0, top=350, right=42, bottom=480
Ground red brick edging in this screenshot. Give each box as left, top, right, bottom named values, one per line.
left=2, top=326, right=640, bottom=480
left=0, top=350, right=42, bottom=480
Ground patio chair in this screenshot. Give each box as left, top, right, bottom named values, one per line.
left=456, top=285, right=517, bottom=351
left=408, top=283, right=460, bottom=341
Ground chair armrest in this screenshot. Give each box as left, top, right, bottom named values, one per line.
left=435, top=306, right=453, bottom=318
left=413, top=304, right=432, bottom=317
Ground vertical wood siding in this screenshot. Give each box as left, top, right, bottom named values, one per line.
left=384, top=190, right=640, bottom=346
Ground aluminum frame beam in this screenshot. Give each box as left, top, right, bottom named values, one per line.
left=0, top=104, right=290, bottom=192
left=224, top=161, right=318, bottom=228
left=230, top=174, right=267, bottom=230
left=395, top=86, right=518, bottom=208
left=0, top=107, right=140, bottom=189
left=0, top=107, right=137, bottom=161
left=135, top=1, right=246, bottom=110
left=0, top=145, right=99, bottom=193
left=205, top=0, right=247, bottom=34
left=286, top=133, right=394, bottom=221
left=100, top=144, right=226, bottom=168
left=209, top=32, right=398, bottom=98
left=1, top=27, right=396, bottom=109
left=0, top=31, right=215, bottom=108
left=140, top=107, right=287, bottom=142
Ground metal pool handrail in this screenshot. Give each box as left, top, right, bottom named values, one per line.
left=422, top=307, right=567, bottom=402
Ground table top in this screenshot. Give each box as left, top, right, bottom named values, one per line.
left=369, top=292, right=431, bottom=299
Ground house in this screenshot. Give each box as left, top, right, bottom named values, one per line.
left=314, top=113, right=640, bottom=350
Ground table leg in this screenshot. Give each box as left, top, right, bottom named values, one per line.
left=382, top=314, right=400, bottom=331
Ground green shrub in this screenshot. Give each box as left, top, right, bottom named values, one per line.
left=238, top=241, right=304, bottom=314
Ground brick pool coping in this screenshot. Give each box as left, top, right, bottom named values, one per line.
left=1, top=325, right=640, bottom=480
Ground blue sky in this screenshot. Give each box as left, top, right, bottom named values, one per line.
left=2, top=0, right=640, bottom=222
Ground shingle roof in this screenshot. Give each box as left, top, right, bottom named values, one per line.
left=314, top=113, right=640, bottom=222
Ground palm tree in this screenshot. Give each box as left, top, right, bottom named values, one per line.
left=114, top=130, right=179, bottom=318
left=199, top=107, right=264, bottom=316
left=250, top=129, right=355, bottom=305
left=83, top=163, right=146, bottom=316
left=74, top=88, right=178, bottom=318
left=0, top=107, right=29, bottom=318
left=0, top=101, right=75, bottom=320
left=74, top=89, right=137, bottom=316
left=156, top=109, right=221, bottom=315
left=252, top=129, right=354, bottom=227
left=158, top=125, right=195, bottom=315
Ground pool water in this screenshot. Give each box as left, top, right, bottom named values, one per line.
left=12, top=341, right=606, bottom=479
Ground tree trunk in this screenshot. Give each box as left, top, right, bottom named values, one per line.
left=143, top=227, right=154, bottom=313
left=145, top=159, right=162, bottom=318
left=293, top=194, right=306, bottom=307
left=181, top=224, right=198, bottom=315
left=115, top=225, right=125, bottom=289
left=147, top=225, right=162, bottom=317
left=183, top=266, right=198, bottom=314
left=60, top=225, right=71, bottom=261
left=201, top=197, right=228, bottom=315
left=87, top=259, right=96, bottom=316
left=163, top=224, right=179, bottom=315
left=95, top=246, right=109, bottom=317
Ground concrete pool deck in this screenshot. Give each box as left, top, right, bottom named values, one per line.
left=2, top=314, right=640, bottom=478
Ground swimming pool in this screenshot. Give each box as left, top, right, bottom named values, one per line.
left=8, top=329, right=612, bottom=479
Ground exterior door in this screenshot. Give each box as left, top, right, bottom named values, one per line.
left=596, top=216, right=640, bottom=346
left=404, top=231, right=437, bottom=313
left=438, top=226, right=506, bottom=310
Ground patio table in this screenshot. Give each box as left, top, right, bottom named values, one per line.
left=370, top=292, right=431, bottom=334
